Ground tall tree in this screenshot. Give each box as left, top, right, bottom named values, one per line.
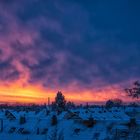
left=54, top=91, right=66, bottom=113
left=125, top=81, right=140, bottom=98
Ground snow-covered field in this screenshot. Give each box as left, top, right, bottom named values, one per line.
left=0, top=107, right=140, bottom=140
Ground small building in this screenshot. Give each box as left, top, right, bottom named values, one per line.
left=5, top=110, right=16, bottom=121
left=64, top=112, right=83, bottom=123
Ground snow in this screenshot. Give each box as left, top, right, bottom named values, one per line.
left=0, top=107, right=139, bottom=140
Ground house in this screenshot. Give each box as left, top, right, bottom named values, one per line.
left=5, top=110, right=16, bottom=121
left=64, top=112, right=83, bottom=123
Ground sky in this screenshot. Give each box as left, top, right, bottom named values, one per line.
left=0, top=0, right=140, bottom=104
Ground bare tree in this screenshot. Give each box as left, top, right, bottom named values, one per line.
left=125, top=81, right=140, bottom=98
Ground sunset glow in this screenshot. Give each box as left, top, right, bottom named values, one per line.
left=0, top=79, right=136, bottom=104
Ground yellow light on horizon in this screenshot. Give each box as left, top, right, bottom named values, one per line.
left=0, top=80, right=137, bottom=104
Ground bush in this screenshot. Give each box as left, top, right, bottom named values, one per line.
left=83, top=116, right=96, bottom=128
left=127, top=118, right=137, bottom=129
left=41, top=128, right=48, bottom=135
left=51, top=115, right=57, bottom=126
left=74, top=128, right=80, bottom=135
left=19, top=115, right=26, bottom=125
left=36, top=128, right=39, bottom=135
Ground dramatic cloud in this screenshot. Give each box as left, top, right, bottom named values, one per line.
left=0, top=0, right=140, bottom=103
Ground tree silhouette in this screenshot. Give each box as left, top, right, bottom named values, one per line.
left=105, top=100, right=114, bottom=108
left=54, top=91, right=66, bottom=113
left=105, top=99, right=123, bottom=108
left=125, top=81, right=140, bottom=98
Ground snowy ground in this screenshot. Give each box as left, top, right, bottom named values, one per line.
left=0, top=107, right=140, bottom=140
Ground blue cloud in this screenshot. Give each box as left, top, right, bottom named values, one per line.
left=0, top=0, right=140, bottom=90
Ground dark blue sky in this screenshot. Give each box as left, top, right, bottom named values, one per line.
left=0, top=0, right=140, bottom=101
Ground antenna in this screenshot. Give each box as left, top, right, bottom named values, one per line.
left=48, top=97, right=50, bottom=107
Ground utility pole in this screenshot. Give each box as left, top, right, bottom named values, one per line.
left=48, top=97, right=50, bottom=110
left=48, top=97, right=50, bottom=106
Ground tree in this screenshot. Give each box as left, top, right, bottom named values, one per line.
left=54, top=91, right=66, bottom=113
left=125, top=81, right=140, bottom=98
left=106, top=100, right=114, bottom=108
left=66, top=101, right=75, bottom=110
left=113, top=98, right=123, bottom=107
left=106, top=99, right=123, bottom=108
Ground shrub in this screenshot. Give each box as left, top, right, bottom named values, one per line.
left=19, top=115, right=26, bottom=125
left=51, top=115, right=58, bottom=126
left=74, top=128, right=80, bottom=135
left=83, top=116, right=96, bottom=128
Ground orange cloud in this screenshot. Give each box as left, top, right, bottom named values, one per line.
left=0, top=84, right=138, bottom=104
left=0, top=80, right=135, bottom=105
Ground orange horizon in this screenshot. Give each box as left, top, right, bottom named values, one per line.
left=0, top=80, right=139, bottom=105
